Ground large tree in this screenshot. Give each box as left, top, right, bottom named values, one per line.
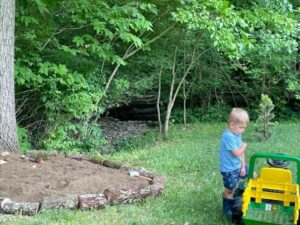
left=0, top=0, right=19, bottom=153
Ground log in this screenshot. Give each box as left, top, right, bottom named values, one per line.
left=139, top=167, right=155, bottom=178
left=40, top=195, right=78, bottom=211
left=65, top=153, right=83, bottom=161
left=88, top=157, right=122, bottom=169
left=25, top=150, right=58, bottom=160
left=150, top=176, right=165, bottom=197
left=0, top=198, right=39, bottom=216
left=88, top=157, right=104, bottom=165
left=78, top=193, right=107, bottom=210
left=102, top=160, right=122, bottom=169
left=103, top=184, right=152, bottom=205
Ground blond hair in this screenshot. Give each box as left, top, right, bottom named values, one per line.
left=228, top=108, right=249, bottom=124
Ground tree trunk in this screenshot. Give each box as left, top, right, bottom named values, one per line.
left=156, top=65, right=162, bottom=133
left=183, top=79, right=187, bottom=126
left=163, top=104, right=172, bottom=136
left=0, top=0, right=19, bottom=153
left=162, top=47, right=199, bottom=136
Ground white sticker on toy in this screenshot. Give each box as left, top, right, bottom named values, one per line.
left=265, top=204, right=272, bottom=211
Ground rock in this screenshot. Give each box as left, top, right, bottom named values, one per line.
left=0, top=198, right=39, bottom=216
left=103, top=185, right=152, bottom=205
left=0, top=152, right=10, bottom=161
left=78, top=193, right=107, bottom=210
left=40, top=195, right=78, bottom=211
left=0, top=152, right=10, bottom=157
left=150, top=176, right=165, bottom=197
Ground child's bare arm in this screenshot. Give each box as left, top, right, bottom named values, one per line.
left=231, top=143, right=247, bottom=157
left=241, top=153, right=245, bottom=167
left=240, top=153, right=246, bottom=176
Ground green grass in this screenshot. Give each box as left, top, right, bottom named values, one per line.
left=2, top=122, right=300, bottom=225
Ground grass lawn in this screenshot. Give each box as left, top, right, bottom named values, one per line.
left=1, top=121, right=300, bottom=225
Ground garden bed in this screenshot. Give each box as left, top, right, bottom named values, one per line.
left=0, top=151, right=164, bottom=216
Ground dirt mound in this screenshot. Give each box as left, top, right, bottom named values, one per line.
left=0, top=153, right=148, bottom=202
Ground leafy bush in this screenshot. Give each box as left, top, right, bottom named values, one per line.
left=41, top=122, right=106, bottom=154
left=114, top=129, right=162, bottom=152
left=171, top=108, right=201, bottom=124
left=171, top=102, right=232, bottom=124
left=199, top=101, right=231, bottom=122
left=17, top=127, right=32, bottom=153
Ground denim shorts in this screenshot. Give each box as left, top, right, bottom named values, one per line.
left=221, top=164, right=249, bottom=190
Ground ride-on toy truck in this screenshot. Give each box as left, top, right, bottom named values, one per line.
left=232, top=153, right=300, bottom=225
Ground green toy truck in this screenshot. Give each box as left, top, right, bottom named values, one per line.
left=232, top=153, right=300, bottom=225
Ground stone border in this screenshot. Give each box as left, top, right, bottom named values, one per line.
left=0, top=151, right=165, bottom=216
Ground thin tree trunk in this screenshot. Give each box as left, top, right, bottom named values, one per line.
left=163, top=47, right=178, bottom=136
left=0, top=0, right=19, bottom=153
left=156, top=65, right=163, bottom=133
left=163, top=47, right=201, bottom=136
left=183, top=75, right=197, bottom=126
left=183, top=79, right=186, bottom=126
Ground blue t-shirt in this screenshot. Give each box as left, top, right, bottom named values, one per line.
left=219, top=129, right=242, bottom=172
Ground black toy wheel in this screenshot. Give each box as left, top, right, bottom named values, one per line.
left=267, top=153, right=290, bottom=168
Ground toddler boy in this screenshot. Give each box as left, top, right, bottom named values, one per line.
left=219, top=108, right=249, bottom=216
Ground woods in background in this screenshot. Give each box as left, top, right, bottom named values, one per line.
left=1, top=0, right=299, bottom=153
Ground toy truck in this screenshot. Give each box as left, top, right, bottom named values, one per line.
left=232, top=153, right=300, bottom=225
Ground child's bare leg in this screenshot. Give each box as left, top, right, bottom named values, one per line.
left=224, top=188, right=234, bottom=198
left=222, top=188, right=235, bottom=216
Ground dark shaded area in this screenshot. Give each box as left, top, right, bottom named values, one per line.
left=109, top=103, right=158, bottom=121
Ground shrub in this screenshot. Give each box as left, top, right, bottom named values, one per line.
left=200, top=101, right=231, bottom=122
left=17, top=127, right=32, bottom=153
left=41, top=121, right=106, bottom=154
left=255, top=94, right=276, bottom=141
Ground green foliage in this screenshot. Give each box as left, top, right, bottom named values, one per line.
left=114, top=135, right=139, bottom=152
left=14, top=0, right=157, bottom=149
left=200, top=101, right=232, bottom=122
left=114, top=129, right=162, bottom=153
left=15, top=60, right=102, bottom=121
left=41, top=122, right=106, bottom=154
left=171, top=108, right=201, bottom=124
left=173, top=0, right=298, bottom=60
left=171, top=102, right=231, bottom=124
left=12, top=0, right=300, bottom=153
left=255, top=94, right=276, bottom=141
left=172, top=0, right=299, bottom=114
left=173, top=0, right=255, bottom=59
left=286, top=75, right=300, bottom=100
left=17, top=127, right=32, bottom=153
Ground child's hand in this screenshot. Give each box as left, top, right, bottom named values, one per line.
left=242, top=142, right=247, bottom=149
left=240, top=166, right=246, bottom=176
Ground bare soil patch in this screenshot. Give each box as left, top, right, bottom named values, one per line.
left=0, top=153, right=148, bottom=202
